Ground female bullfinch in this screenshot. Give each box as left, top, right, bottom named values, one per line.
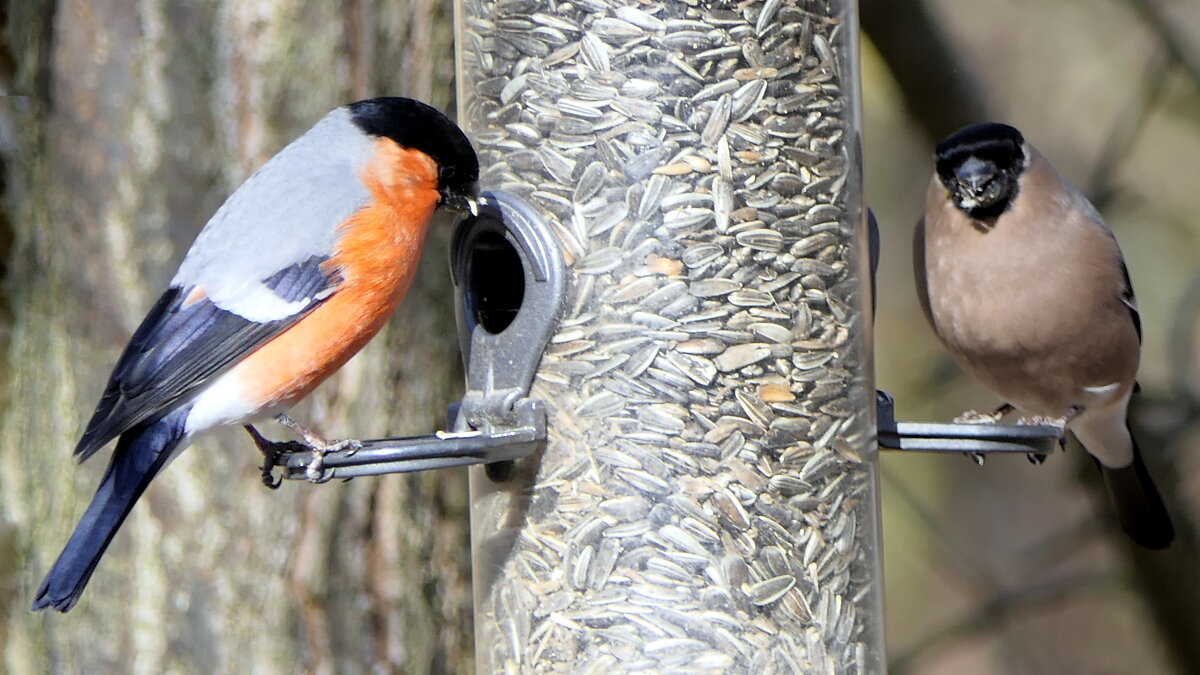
left=915, top=122, right=1172, bottom=549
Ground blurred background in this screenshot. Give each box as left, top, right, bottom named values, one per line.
left=1, top=0, right=1198, bottom=672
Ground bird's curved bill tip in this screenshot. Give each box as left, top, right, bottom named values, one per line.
left=442, top=192, right=480, bottom=217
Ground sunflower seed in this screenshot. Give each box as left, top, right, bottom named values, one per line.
left=714, top=343, right=772, bottom=371
left=747, top=575, right=796, bottom=605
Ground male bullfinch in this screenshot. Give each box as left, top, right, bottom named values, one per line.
left=914, top=122, right=1174, bottom=549
left=32, top=97, right=479, bottom=612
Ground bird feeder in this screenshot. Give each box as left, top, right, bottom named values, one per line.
left=455, top=0, right=885, bottom=671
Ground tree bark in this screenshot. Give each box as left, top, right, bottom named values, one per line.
left=1, top=1, right=470, bottom=673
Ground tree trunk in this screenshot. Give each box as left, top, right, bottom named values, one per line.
left=1, top=1, right=470, bottom=673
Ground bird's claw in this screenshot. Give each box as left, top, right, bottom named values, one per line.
left=955, top=405, right=1015, bottom=464
left=303, top=439, right=361, bottom=483
left=954, top=409, right=999, bottom=424
left=272, top=413, right=362, bottom=483
left=262, top=464, right=283, bottom=489
left=953, top=403, right=1014, bottom=425
left=305, top=452, right=330, bottom=483
left=244, top=425, right=286, bottom=490
left=1016, top=415, right=1070, bottom=452
left=245, top=420, right=362, bottom=485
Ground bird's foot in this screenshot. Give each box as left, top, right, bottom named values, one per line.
left=957, top=404, right=1015, bottom=465
left=1015, top=415, right=1062, bottom=427
left=1016, top=407, right=1082, bottom=455
left=953, top=410, right=999, bottom=424
left=274, top=413, right=363, bottom=483
left=956, top=407, right=1000, bottom=465
left=243, top=424, right=289, bottom=489
left=953, top=402, right=1015, bottom=425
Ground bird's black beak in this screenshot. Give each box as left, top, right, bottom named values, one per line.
left=953, top=157, right=1004, bottom=210
left=441, top=183, right=480, bottom=217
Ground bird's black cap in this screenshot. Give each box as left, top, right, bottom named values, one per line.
left=934, top=123, right=1025, bottom=180
left=934, top=123, right=1027, bottom=219
left=348, top=97, right=479, bottom=204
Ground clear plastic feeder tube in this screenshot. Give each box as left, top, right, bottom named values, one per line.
left=457, top=0, right=883, bottom=672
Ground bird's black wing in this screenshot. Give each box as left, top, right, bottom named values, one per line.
left=74, top=256, right=341, bottom=461
left=1118, top=259, right=1142, bottom=345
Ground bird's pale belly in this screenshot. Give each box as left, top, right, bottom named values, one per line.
left=926, top=251, right=1132, bottom=415
left=932, top=279, right=1136, bottom=417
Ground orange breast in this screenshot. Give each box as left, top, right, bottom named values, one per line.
left=230, top=140, right=441, bottom=408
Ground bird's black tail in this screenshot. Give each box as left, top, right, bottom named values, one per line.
left=31, top=409, right=189, bottom=612
left=1100, top=437, right=1174, bottom=550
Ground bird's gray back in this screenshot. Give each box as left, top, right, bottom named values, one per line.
left=172, top=107, right=374, bottom=306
